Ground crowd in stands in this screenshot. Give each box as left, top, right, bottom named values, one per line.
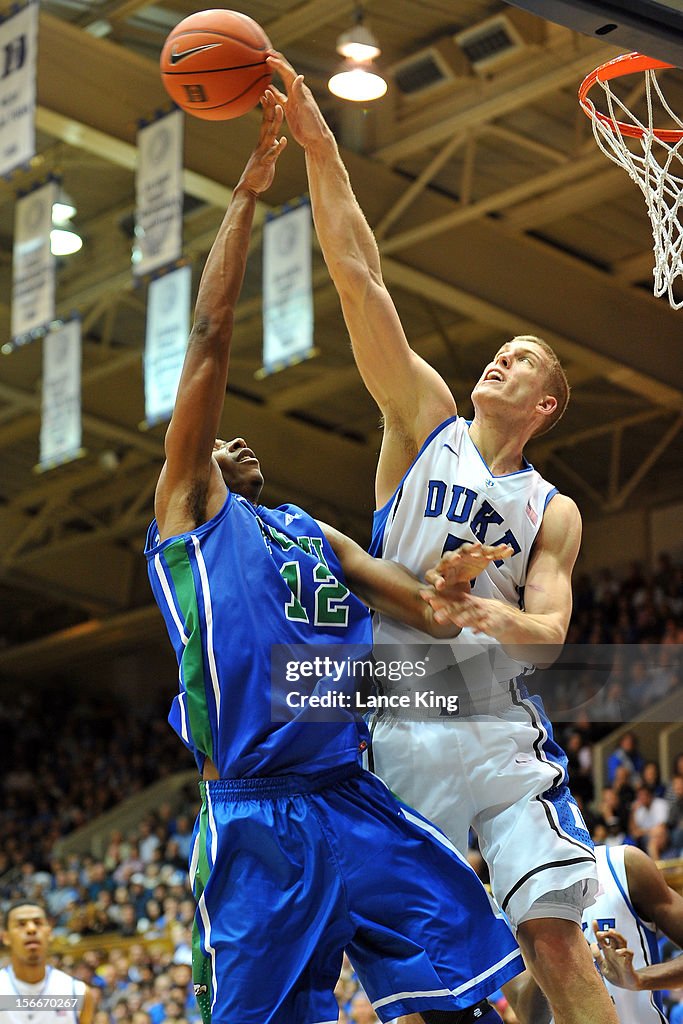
left=0, top=555, right=682, bottom=1023
left=0, top=688, right=195, bottom=875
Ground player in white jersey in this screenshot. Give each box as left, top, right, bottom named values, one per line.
left=525, top=844, right=683, bottom=1024
left=589, top=845, right=683, bottom=1024
left=268, top=52, right=618, bottom=1024
left=0, top=902, right=94, bottom=1023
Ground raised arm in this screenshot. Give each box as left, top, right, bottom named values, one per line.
left=422, top=494, right=581, bottom=667
left=268, top=54, right=455, bottom=504
left=155, top=96, right=286, bottom=538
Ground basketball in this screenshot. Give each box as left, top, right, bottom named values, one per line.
left=160, top=9, right=272, bottom=121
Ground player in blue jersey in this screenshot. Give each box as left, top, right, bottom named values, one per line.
left=144, top=92, right=523, bottom=1024
left=268, top=53, right=620, bottom=1024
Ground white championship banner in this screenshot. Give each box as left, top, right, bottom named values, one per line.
left=0, top=1, right=37, bottom=177
left=144, top=264, right=192, bottom=426
left=11, top=179, right=56, bottom=343
left=261, top=199, right=314, bottom=376
left=134, top=109, right=184, bottom=277
left=39, top=318, right=83, bottom=470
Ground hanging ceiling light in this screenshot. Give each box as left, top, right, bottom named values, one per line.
left=52, top=189, right=76, bottom=227
left=50, top=228, right=83, bottom=256
left=336, top=22, right=381, bottom=63
left=51, top=187, right=82, bottom=256
left=328, top=9, right=387, bottom=102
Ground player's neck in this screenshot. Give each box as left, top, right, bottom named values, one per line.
left=11, top=961, right=48, bottom=985
left=468, top=417, right=527, bottom=475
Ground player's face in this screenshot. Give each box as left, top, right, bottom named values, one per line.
left=472, top=339, right=553, bottom=418
left=212, top=437, right=264, bottom=502
left=2, top=905, right=51, bottom=966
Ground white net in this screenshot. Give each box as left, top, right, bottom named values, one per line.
left=586, top=68, right=683, bottom=309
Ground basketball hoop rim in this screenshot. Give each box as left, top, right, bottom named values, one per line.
left=579, top=51, right=682, bottom=143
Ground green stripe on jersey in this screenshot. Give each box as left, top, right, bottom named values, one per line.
left=163, top=537, right=214, bottom=761
left=192, top=785, right=214, bottom=1024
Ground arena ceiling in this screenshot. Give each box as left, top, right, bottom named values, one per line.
left=0, top=0, right=682, bottom=677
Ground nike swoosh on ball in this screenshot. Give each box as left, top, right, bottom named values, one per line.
left=170, top=43, right=221, bottom=64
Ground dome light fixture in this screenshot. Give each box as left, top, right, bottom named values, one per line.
left=328, top=64, right=387, bottom=102
left=328, top=8, right=387, bottom=102
left=336, top=22, right=381, bottom=63
left=50, top=227, right=83, bottom=256
left=51, top=187, right=82, bottom=256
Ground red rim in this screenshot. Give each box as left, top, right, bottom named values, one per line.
left=579, top=51, right=682, bottom=143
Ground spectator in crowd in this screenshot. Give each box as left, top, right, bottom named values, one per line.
left=608, top=731, right=645, bottom=785
left=642, top=759, right=667, bottom=797
left=629, top=783, right=670, bottom=859
left=667, top=774, right=683, bottom=855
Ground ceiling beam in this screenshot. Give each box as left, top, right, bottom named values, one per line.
left=372, top=41, right=616, bottom=165
left=380, top=259, right=683, bottom=410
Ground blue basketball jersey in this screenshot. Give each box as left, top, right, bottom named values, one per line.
left=145, top=492, right=372, bottom=778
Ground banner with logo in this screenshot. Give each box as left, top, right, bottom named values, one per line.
left=0, top=1, right=37, bottom=177
left=39, top=318, right=83, bottom=470
left=11, top=179, right=56, bottom=343
left=134, top=109, right=184, bottom=277
left=261, top=198, right=314, bottom=376
left=144, top=264, right=192, bottom=425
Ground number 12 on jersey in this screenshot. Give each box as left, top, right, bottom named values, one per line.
left=280, top=561, right=350, bottom=627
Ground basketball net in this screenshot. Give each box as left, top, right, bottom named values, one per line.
left=580, top=54, right=683, bottom=310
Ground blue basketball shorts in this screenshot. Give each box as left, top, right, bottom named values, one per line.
left=189, top=762, right=523, bottom=1024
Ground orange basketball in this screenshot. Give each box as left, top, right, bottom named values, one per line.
left=160, top=9, right=272, bottom=121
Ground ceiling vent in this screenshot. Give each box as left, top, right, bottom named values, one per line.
left=391, top=39, right=470, bottom=97
left=454, top=11, right=546, bottom=74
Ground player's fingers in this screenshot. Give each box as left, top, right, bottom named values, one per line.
left=266, top=51, right=295, bottom=81
left=267, top=84, right=288, bottom=106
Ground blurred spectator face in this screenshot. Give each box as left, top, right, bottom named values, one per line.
left=162, top=998, right=184, bottom=1020
left=600, top=787, right=617, bottom=811
left=169, top=963, right=192, bottom=988
left=349, top=993, right=378, bottom=1023
left=636, top=785, right=654, bottom=807
left=673, top=776, right=683, bottom=801
left=642, top=761, right=661, bottom=787
left=592, top=823, right=608, bottom=844
left=613, top=765, right=633, bottom=788
left=178, top=900, right=195, bottom=925
left=153, top=975, right=172, bottom=997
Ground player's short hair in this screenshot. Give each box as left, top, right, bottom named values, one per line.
left=513, top=335, right=570, bottom=437
left=2, top=900, right=49, bottom=930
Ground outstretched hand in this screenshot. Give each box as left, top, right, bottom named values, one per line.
left=425, top=542, right=514, bottom=590
left=418, top=543, right=514, bottom=634
left=239, top=89, right=287, bottom=196
left=591, top=924, right=640, bottom=991
left=266, top=51, right=328, bottom=148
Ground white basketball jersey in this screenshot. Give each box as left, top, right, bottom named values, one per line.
left=371, top=416, right=557, bottom=700
left=0, top=965, right=85, bottom=1023
left=583, top=846, right=667, bottom=1024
